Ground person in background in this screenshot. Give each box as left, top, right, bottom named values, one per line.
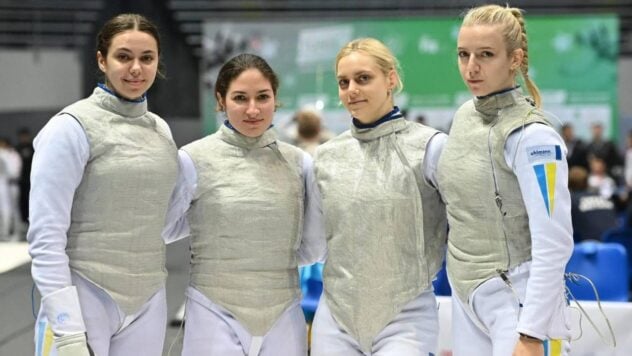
left=163, top=53, right=325, bottom=356
left=586, top=122, right=623, bottom=183
left=16, top=127, right=34, bottom=227
left=0, top=138, right=22, bottom=240
left=587, top=155, right=617, bottom=199
left=415, top=114, right=427, bottom=125
left=569, top=166, right=618, bottom=242
left=560, top=123, right=588, bottom=170
left=28, top=13, right=178, bottom=356
left=436, top=4, right=573, bottom=356
left=311, top=37, right=447, bottom=356
left=624, top=130, right=632, bottom=191
left=293, top=109, right=325, bottom=156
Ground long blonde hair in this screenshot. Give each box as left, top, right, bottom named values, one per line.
left=462, top=4, right=541, bottom=108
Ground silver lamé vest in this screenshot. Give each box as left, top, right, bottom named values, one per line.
left=314, top=118, right=447, bottom=352
left=436, top=89, right=550, bottom=304
left=63, top=87, right=178, bottom=314
left=182, top=125, right=304, bottom=336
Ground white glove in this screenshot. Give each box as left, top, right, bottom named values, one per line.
left=55, top=333, right=94, bottom=356
left=41, top=286, right=92, bottom=355
left=41, top=286, right=86, bottom=334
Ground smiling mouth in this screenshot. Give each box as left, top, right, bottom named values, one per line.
left=124, top=82, right=144, bottom=89
left=348, top=100, right=366, bottom=105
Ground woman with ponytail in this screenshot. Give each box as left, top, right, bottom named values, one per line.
left=436, top=4, right=573, bottom=356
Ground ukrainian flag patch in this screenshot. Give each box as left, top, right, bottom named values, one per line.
left=543, top=339, right=563, bottom=356
left=530, top=145, right=562, bottom=217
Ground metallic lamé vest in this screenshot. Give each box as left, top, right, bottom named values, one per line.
left=314, top=117, right=447, bottom=352
left=63, top=87, right=178, bottom=314
left=182, top=125, right=304, bottom=336
left=436, top=89, right=550, bottom=304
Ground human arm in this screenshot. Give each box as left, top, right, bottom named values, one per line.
left=27, top=114, right=92, bottom=354
left=297, top=151, right=327, bottom=265
left=512, top=334, right=544, bottom=356
left=162, top=150, right=197, bottom=244
left=505, top=123, right=573, bottom=342
left=423, top=132, right=447, bottom=188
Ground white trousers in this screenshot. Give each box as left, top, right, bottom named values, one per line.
left=182, top=286, right=307, bottom=356
left=311, top=288, right=438, bottom=356
left=451, top=262, right=570, bottom=356
left=34, top=273, right=167, bottom=356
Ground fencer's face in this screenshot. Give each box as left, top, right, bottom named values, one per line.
left=336, top=52, right=396, bottom=124
left=457, top=24, right=522, bottom=96
left=219, top=68, right=275, bottom=138
left=97, top=30, right=159, bottom=100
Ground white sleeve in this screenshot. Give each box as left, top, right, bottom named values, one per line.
left=297, top=151, right=327, bottom=265
left=162, top=150, right=196, bottom=244
left=423, top=132, right=447, bottom=188
left=27, top=114, right=89, bottom=297
left=505, top=123, right=574, bottom=339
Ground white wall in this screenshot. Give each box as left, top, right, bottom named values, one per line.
left=619, top=58, right=632, bottom=144
left=620, top=58, right=632, bottom=116
left=0, top=49, right=81, bottom=112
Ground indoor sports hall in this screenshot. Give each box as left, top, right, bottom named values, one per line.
left=1, top=1, right=632, bottom=355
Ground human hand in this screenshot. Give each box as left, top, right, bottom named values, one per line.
left=55, top=333, right=94, bottom=356
left=512, top=337, right=544, bottom=356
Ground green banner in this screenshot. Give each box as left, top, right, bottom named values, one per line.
left=202, top=15, right=618, bottom=140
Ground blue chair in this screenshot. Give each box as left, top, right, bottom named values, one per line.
left=432, top=259, right=451, bottom=296
left=565, top=241, right=628, bottom=301
left=300, top=262, right=323, bottom=322
left=601, top=227, right=632, bottom=285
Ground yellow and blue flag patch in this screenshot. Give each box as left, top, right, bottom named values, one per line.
left=528, top=145, right=562, bottom=217
left=36, top=320, right=54, bottom=356
left=543, top=338, right=563, bottom=356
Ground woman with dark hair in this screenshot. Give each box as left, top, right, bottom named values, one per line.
left=29, top=13, right=178, bottom=356
left=164, top=53, right=325, bottom=356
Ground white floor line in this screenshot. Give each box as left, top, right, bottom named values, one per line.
left=0, top=241, right=30, bottom=274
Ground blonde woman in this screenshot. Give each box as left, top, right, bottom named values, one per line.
left=436, top=5, right=573, bottom=356
left=311, top=37, right=448, bottom=356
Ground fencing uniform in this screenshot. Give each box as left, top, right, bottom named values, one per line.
left=29, top=85, right=178, bottom=356
left=436, top=88, right=573, bottom=355
left=312, top=107, right=447, bottom=356
left=163, top=123, right=326, bottom=356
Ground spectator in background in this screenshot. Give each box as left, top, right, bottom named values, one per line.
left=587, top=122, right=623, bottom=183
left=569, top=166, right=617, bottom=242
left=0, top=138, right=11, bottom=239
left=0, top=137, right=22, bottom=240
left=16, top=127, right=34, bottom=226
left=561, top=123, right=589, bottom=170
left=624, top=130, right=632, bottom=191
left=624, top=136, right=632, bottom=225
left=415, top=114, right=427, bottom=125
left=293, top=110, right=325, bottom=156
left=588, top=155, right=617, bottom=199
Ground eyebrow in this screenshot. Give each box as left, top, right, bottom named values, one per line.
left=457, top=46, right=495, bottom=51
left=336, top=70, right=372, bottom=79
left=114, top=47, right=156, bottom=55
left=230, top=89, right=272, bottom=94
